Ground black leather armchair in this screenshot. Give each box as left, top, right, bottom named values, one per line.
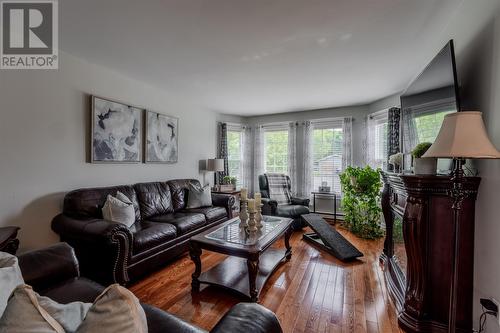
left=17, top=243, right=283, bottom=333
left=259, top=174, right=310, bottom=230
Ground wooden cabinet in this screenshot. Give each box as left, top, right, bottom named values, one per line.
left=380, top=172, right=480, bottom=333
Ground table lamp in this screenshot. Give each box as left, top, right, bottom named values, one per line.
left=423, top=111, right=500, bottom=333
left=206, top=158, right=225, bottom=189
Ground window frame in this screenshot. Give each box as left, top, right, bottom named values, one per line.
left=226, top=124, right=244, bottom=187
left=263, top=124, right=289, bottom=175
left=310, top=118, right=344, bottom=194
left=367, top=110, right=389, bottom=170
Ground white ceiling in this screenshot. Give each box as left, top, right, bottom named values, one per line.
left=60, top=0, right=464, bottom=116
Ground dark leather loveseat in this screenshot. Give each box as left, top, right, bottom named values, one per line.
left=52, top=179, right=235, bottom=285
left=17, top=242, right=282, bottom=333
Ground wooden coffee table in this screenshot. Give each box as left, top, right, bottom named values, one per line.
left=189, top=215, right=293, bottom=302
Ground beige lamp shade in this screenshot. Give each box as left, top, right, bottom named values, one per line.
left=422, top=111, right=500, bottom=159
left=207, top=158, right=225, bottom=171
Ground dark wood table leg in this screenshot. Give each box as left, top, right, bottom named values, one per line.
left=285, top=226, right=293, bottom=261
left=247, top=256, right=260, bottom=302
left=189, top=241, right=202, bottom=293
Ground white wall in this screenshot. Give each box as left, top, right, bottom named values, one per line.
left=447, top=2, right=500, bottom=331
left=0, top=51, right=218, bottom=251
left=367, top=1, right=500, bottom=330
left=368, top=93, right=401, bottom=113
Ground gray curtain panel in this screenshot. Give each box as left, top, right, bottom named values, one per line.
left=217, top=123, right=229, bottom=185
left=387, top=107, right=401, bottom=171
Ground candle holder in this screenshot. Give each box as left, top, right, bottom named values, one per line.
left=239, top=199, right=248, bottom=229
left=247, top=211, right=258, bottom=232
left=256, top=203, right=263, bottom=229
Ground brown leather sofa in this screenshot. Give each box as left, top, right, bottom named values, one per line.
left=52, top=179, right=235, bottom=285
left=17, top=242, right=282, bottom=333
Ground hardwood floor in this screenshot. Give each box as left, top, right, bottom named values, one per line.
left=129, top=226, right=403, bottom=333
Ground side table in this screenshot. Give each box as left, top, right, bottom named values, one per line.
left=311, top=191, right=337, bottom=221
left=0, top=226, right=20, bottom=254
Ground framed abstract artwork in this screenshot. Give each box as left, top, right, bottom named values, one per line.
left=145, top=111, right=178, bottom=163
left=91, top=96, right=143, bottom=163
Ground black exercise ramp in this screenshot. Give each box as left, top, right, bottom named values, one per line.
left=301, top=213, right=363, bottom=261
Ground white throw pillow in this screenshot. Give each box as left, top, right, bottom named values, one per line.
left=0, top=252, right=24, bottom=318
left=0, top=285, right=66, bottom=333
left=115, top=191, right=132, bottom=205
left=76, top=284, right=147, bottom=333
left=186, top=184, right=212, bottom=209
left=0, top=284, right=146, bottom=333
left=102, top=192, right=135, bottom=228
left=38, top=295, right=91, bottom=332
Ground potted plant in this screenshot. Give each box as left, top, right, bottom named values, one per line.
left=411, top=142, right=437, bottom=175
left=389, top=153, right=403, bottom=173
left=220, top=176, right=237, bottom=191
left=339, top=166, right=384, bottom=239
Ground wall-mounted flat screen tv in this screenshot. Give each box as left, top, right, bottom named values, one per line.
left=400, top=40, right=460, bottom=173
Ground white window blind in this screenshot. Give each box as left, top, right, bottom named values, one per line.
left=367, top=110, right=388, bottom=169
left=227, top=124, right=243, bottom=187
left=311, top=118, right=344, bottom=194
left=263, top=123, right=289, bottom=174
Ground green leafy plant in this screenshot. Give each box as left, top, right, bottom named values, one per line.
left=411, top=142, right=432, bottom=158
left=222, top=176, right=237, bottom=185
left=339, top=166, right=384, bottom=239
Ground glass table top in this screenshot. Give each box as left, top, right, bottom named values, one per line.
left=205, top=216, right=285, bottom=245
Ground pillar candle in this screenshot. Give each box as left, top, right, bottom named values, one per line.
left=247, top=199, right=255, bottom=212
left=241, top=188, right=248, bottom=201
left=254, top=192, right=261, bottom=205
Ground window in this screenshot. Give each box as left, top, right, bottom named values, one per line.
left=264, top=129, right=289, bottom=174
left=374, top=122, right=388, bottom=163
left=367, top=110, right=389, bottom=169
left=311, top=121, right=344, bottom=193
left=414, top=110, right=453, bottom=143
left=227, top=129, right=242, bottom=187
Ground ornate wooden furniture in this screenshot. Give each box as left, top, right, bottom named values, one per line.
left=380, top=172, right=480, bottom=333
left=0, top=226, right=20, bottom=254
left=189, top=215, right=292, bottom=302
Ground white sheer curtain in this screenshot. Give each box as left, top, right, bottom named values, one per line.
left=253, top=125, right=264, bottom=195
left=241, top=125, right=253, bottom=190
left=342, top=117, right=353, bottom=169
left=366, top=115, right=376, bottom=167
left=366, top=110, right=388, bottom=168
left=402, top=107, right=418, bottom=155
left=287, top=122, right=298, bottom=195
left=299, top=121, right=313, bottom=198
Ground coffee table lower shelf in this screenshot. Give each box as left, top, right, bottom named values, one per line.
left=196, top=248, right=287, bottom=301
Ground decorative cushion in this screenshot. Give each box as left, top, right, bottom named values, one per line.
left=102, top=191, right=136, bottom=228
left=0, top=284, right=145, bottom=333
left=0, top=252, right=24, bottom=318
left=265, top=173, right=292, bottom=205
left=116, top=191, right=132, bottom=205
left=186, top=184, right=212, bottom=209
left=0, top=285, right=65, bottom=333
left=76, top=284, right=147, bottom=333
left=37, top=292, right=91, bottom=332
